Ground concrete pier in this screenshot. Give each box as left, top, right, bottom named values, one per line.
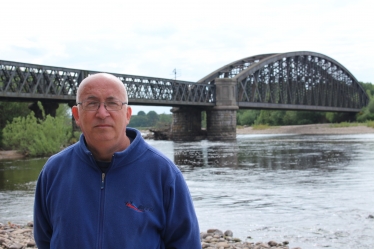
left=169, top=78, right=238, bottom=141
left=170, top=107, right=206, bottom=141
left=206, top=78, right=238, bottom=140
left=206, top=106, right=237, bottom=140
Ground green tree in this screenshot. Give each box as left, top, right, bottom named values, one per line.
left=237, top=110, right=260, bottom=125
left=2, top=102, right=71, bottom=156
left=0, top=101, right=31, bottom=129
left=254, top=110, right=327, bottom=126
left=356, top=82, right=374, bottom=122
left=254, top=110, right=286, bottom=125
left=129, top=111, right=172, bottom=128
left=0, top=101, right=32, bottom=148
left=154, top=114, right=173, bottom=129
left=357, top=97, right=374, bottom=122
left=147, top=111, right=159, bottom=126
left=129, top=115, right=149, bottom=127
left=360, top=82, right=374, bottom=97
left=137, top=111, right=146, bottom=116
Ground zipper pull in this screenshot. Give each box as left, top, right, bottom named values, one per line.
left=101, top=173, right=105, bottom=189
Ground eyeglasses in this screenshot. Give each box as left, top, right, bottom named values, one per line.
left=77, top=100, right=128, bottom=111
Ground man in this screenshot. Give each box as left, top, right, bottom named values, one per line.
left=33, top=73, right=201, bottom=248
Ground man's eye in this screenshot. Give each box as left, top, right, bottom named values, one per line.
left=107, top=101, right=120, bottom=107
left=86, top=102, right=99, bottom=107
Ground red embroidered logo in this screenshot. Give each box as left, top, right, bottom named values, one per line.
left=125, top=201, right=154, bottom=213
left=125, top=202, right=144, bottom=213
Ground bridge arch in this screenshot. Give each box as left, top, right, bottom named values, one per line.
left=193, top=51, right=370, bottom=141
left=200, top=51, right=369, bottom=112
left=197, top=53, right=277, bottom=85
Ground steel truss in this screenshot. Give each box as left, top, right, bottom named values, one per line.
left=1, top=51, right=369, bottom=112
left=201, top=52, right=369, bottom=112
left=197, top=53, right=276, bottom=84
left=237, top=52, right=368, bottom=111
left=0, top=60, right=215, bottom=106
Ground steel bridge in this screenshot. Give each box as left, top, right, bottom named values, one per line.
left=0, top=51, right=370, bottom=112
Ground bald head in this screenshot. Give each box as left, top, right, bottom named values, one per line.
left=71, top=72, right=132, bottom=160
left=76, top=73, right=127, bottom=103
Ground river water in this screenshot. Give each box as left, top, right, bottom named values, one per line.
left=1, top=134, right=373, bottom=249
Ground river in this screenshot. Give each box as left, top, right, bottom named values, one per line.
left=1, top=134, right=374, bottom=249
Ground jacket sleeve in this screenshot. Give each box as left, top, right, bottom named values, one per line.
left=163, top=171, right=201, bottom=249
left=33, top=169, right=52, bottom=249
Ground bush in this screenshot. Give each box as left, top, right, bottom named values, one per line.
left=238, top=110, right=260, bottom=126
left=2, top=106, right=71, bottom=157
left=357, top=97, right=374, bottom=122
left=367, top=120, right=374, bottom=128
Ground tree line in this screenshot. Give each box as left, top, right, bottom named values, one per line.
left=0, top=82, right=373, bottom=157
left=236, top=82, right=374, bottom=126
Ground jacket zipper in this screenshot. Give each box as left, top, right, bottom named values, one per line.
left=98, top=172, right=105, bottom=249
left=101, top=173, right=105, bottom=189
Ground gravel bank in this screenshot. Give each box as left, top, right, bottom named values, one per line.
left=0, top=223, right=302, bottom=249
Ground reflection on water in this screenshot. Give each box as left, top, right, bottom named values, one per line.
left=0, top=158, right=46, bottom=190
left=174, top=134, right=351, bottom=172
left=174, top=140, right=239, bottom=169
left=1, top=134, right=374, bottom=249
left=0, top=158, right=46, bottom=224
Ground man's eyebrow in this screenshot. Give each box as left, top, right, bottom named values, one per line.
left=84, top=96, right=120, bottom=101
left=85, top=96, right=99, bottom=101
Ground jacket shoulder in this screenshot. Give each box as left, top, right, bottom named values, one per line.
left=42, top=143, right=79, bottom=172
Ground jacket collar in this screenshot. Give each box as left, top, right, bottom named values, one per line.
left=76, top=127, right=149, bottom=169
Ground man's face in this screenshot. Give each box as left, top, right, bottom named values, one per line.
left=72, top=74, right=132, bottom=152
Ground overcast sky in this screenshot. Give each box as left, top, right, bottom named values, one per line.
left=1, top=0, right=373, bottom=114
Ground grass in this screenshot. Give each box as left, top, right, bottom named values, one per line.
left=329, top=121, right=374, bottom=129
left=251, top=124, right=277, bottom=130
left=367, top=121, right=374, bottom=128
left=329, top=122, right=361, bottom=128
left=247, top=122, right=374, bottom=130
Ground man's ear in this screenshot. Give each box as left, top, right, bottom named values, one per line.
left=126, top=106, right=132, bottom=124
left=72, top=106, right=80, bottom=127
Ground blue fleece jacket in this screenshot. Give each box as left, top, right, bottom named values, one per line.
left=34, top=128, right=200, bottom=249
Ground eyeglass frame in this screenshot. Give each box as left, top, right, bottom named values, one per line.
left=77, top=100, right=128, bottom=111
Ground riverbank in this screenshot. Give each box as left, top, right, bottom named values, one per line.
left=237, top=123, right=374, bottom=135
left=1, top=124, right=373, bottom=161
left=0, top=223, right=301, bottom=249
left=0, top=150, right=24, bottom=160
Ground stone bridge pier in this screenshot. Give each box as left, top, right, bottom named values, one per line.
left=170, top=78, right=238, bottom=141
left=206, top=78, right=238, bottom=140
left=170, top=106, right=206, bottom=141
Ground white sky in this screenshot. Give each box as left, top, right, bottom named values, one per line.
left=1, top=0, right=373, bottom=114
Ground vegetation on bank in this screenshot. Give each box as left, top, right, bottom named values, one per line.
left=0, top=82, right=373, bottom=157
left=2, top=102, right=72, bottom=157
left=329, top=121, right=374, bottom=128
left=251, top=124, right=277, bottom=130
left=236, top=81, right=374, bottom=127
left=128, top=110, right=172, bottom=129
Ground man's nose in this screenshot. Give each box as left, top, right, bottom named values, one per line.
left=96, top=103, right=110, bottom=118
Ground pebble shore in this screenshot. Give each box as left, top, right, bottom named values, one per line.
left=0, top=222, right=302, bottom=249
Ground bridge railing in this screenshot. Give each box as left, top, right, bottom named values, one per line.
left=0, top=60, right=215, bottom=106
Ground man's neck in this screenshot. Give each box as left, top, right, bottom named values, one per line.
left=85, top=136, right=131, bottom=161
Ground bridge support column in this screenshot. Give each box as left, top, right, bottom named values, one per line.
left=206, top=78, right=238, bottom=140
left=29, top=101, right=59, bottom=119
left=206, top=107, right=237, bottom=140
left=170, top=107, right=205, bottom=141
